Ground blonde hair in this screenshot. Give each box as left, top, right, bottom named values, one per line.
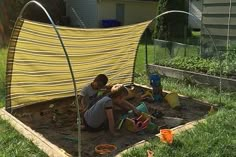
left=110, top=84, right=128, bottom=98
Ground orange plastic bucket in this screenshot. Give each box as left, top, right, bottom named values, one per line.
left=160, top=129, right=173, bottom=144
left=95, top=144, right=117, bottom=155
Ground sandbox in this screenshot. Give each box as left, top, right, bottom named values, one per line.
left=6, top=84, right=211, bottom=157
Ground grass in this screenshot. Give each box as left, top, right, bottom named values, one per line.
left=0, top=43, right=235, bottom=157
left=123, top=108, right=236, bottom=157
left=0, top=48, right=7, bottom=106
left=0, top=48, right=47, bottom=157
left=135, top=44, right=236, bottom=108
left=125, top=44, right=236, bottom=157
left=135, top=44, right=155, bottom=73
left=0, top=119, right=47, bottom=157
left=192, top=30, right=201, bottom=37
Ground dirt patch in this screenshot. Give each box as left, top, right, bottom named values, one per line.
left=12, top=86, right=211, bottom=157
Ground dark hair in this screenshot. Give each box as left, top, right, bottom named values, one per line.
left=94, top=74, right=108, bottom=85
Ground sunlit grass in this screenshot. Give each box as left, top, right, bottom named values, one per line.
left=0, top=48, right=47, bottom=156
left=0, top=41, right=235, bottom=157
left=0, top=48, right=7, bottom=107
left=0, top=118, right=47, bottom=157
left=127, top=42, right=236, bottom=157
left=123, top=109, right=236, bottom=157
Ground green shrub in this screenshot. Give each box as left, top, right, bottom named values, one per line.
left=153, top=0, right=189, bottom=43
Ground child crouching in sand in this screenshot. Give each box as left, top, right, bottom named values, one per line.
left=83, top=84, right=137, bottom=136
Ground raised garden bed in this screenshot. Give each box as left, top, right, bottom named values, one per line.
left=154, top=54, right=236, bottom=79
left=148, top=64, right=236, bottom=91
left=1, top=84, right=212, bottom=157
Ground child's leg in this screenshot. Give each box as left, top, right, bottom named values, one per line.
left=83, top=119, right=106, bottom=132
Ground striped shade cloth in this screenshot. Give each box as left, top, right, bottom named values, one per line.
left=6, top=19, right=151, bottom=108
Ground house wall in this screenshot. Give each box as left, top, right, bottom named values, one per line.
left=66, top=0, right=98, bottom=28
left=97, top=0, right=157, bottom=27
left=201, top=0, right=236, bottom=53
left=188, top=0, right=202, bottom=30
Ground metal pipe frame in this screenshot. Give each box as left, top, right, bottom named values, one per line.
left=18, top=1, right=81, bottom=157
left=143, top=10, right=221, bottom=103
left=145, top=10, right=218, bottom=66
left=11, top=5, right=221, bottom=157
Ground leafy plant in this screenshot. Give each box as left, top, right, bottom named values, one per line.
left=156, top=56, right=235, bottom=77
left=153, top=0, right=189, bottom=43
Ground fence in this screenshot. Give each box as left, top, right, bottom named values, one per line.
left=149, top=39, right=236, bottom=92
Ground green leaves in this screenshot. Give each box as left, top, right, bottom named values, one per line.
left=157, top=56, right=235, bottom=77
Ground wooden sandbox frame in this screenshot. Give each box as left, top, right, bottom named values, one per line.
left=5, top=2, right=215, bottom=155
left=0, top=84, right=212, bottom=157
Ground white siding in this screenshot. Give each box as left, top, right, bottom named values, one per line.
left=201, top=0, right=236, bottom=54
left=189, top=0, right=202, bottom=29
left=202, top=1, right=236, bottom=41
left=66, top=0, right=98, bottom=28
left=98, top=0, right=157, bottom=27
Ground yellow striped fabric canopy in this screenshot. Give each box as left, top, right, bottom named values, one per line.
left=6, top=19, right=151, bottom=108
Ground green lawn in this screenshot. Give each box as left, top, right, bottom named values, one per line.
left=123, top=108, right=236, bottom=157
left=0, top=49, right=6, bottom=105
left=0, top=44, right=235, bottom=157
left=128, top=44, right=236, bottom=157
left=0, top=48, right=48, bottom=157
left=0, top=118, right=47, bottom=157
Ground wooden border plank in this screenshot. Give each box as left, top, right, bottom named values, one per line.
left=0, top=84, right=211, bottom=157
left=148, top=64, right=236, bottom=91
left=0, top=108, right=71, bottom=157
left=115, top=119, right=206, bottom=157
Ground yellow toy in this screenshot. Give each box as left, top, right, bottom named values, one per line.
left=164, top=92, right=180, bottom=108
